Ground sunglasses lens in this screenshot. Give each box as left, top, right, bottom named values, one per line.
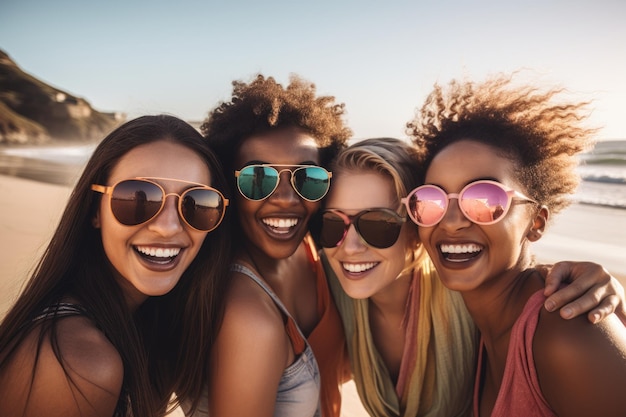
left=293, top=167, right=331, bottom=201
left=181, top=188, right=225, bottom=231
left=407, top=186, right=448, bottom=226
left=237, top=166, right=279, bottom=200
left=320, top=211, right=347, bottom=248
left=460, top=182, right=509, bottom=224
left=357, top=210, right=403, bottom=248
left=110, top=180, right=163, bottom=225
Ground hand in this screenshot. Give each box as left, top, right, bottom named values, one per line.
left=541, top=261, right=626, bottom=323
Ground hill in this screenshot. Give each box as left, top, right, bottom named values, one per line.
left=0, top=49, right=123, bottom=144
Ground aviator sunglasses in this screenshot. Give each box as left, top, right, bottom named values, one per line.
left=91, top=177, right=229, bottom=232
left=235, top=164, right=332, bottom=202
left=401, top=180, right=537, bottom=227
left=320, top=208, right=406, bottom=249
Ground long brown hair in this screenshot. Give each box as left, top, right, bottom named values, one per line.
left=0, top=115, right=233, bottom=415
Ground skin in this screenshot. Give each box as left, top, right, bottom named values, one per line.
left=0, top=139, right=213, bottom=417
left=322, top=170, right=417, bottom=382
left=209, top=127, right=323, bottom=417
left=419, top=139, right=626, bottom=417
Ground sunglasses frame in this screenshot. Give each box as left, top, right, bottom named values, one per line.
left=91, top=177, right=229, bottom=232
left=235, top=164, right=332, bottom=202
left=320, top=208, right=406, bottom=249
left=401, top=179, right=537, bottom=227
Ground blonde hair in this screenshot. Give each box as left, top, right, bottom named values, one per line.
left=328, top=138, right=476, bottom=416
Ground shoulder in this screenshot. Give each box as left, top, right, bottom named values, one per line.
left=0, top=315, right=123, bottom=417
left=219, top=270, right=288, bottom=345
left=533, top=310, right=626, bottom=416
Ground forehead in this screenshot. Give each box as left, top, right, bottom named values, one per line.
left=109, top=140, right=211, bottom=185
left=325, top=170, right=397, bottom=211
left=235, top=127, right=320, bottom=166
left=426, top=140, right=518, bottom=185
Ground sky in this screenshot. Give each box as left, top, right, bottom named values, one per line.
left=1, top=0, right=625, bottom=140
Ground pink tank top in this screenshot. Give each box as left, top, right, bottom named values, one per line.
left=473, top=290, right=557, bottom=417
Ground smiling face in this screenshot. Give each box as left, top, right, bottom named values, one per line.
left=418, top=140, right=539, bottom=292
left=322, top=170, right=415, bottom=300
left=94, top=139, right=211, bottom=309
left=234, top=127, right=321, bottom=260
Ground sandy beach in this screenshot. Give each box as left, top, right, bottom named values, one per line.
left=0, top=173, right=624, bottom=416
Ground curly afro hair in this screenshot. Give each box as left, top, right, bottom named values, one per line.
left=407, top=74, right=598, bottom=216
left=201, top=74, right=352, bottom=175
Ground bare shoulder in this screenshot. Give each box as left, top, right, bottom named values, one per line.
left=534, top=309, right=626, bottom=416
left=220, top=270, right=289, bottom=344
left=0, top=315, right=123, bottom=417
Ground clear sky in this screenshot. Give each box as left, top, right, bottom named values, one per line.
left=1, top=0, right=625, bottom=140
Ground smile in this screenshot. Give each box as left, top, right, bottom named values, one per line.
left=439, top=243, right=482, bottom=262
left=342, top=262, right=378, bottom=273
left=262, top=217, right=299, bottom=233
left=135, top=246, right=181, bottom=264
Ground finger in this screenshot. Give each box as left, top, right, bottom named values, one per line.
left=544, top=279, right=605, bottom=317
left=582, top=295, right=621, bottom=324
left=542, top=261, right=571, bottom=297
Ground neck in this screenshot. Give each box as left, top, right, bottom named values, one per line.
left=369, top=270, right=413, bottom=321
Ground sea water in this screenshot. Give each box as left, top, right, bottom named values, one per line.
left=1, top=140, right=626, bottom=209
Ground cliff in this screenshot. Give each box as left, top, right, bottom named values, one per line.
left=0, top=49, right=124, bottom=144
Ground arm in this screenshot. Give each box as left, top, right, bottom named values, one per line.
left=0, top=319, right=123, bottom=417
left=208, top=276, right=290, bottom=417
left=534, top=310, right=626, bottom=417
left=539, top=261, right=626, bottom=323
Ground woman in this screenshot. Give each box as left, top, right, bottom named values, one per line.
left=320, top=137, right=626, bottom=416
left=199, top=74, right=351, bottom=417
left=407, top=75, right=626, bottom=416
left=0, top=115, right=232, bottom=416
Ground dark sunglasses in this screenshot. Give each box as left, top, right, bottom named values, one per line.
left=320, top=208, right=406, bottom=249
left=235, top=164, right=332, bottom=202
left=91, top=177, right=229, bottom=232
left=401, top=180, right=537, bottom=227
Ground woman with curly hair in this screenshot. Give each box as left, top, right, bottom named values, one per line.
left=197, top=74, right=351, bottom=417
left=406, top=75, right=626, bottom=416
left=0, top=115, right=232, bottom=416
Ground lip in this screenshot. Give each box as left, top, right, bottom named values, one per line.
left=259, top=214, right=304, bottom=241
left=436, top=240, right=484, bottom=269
left=133, top=245, right=186, bottom=272
left=340, top=261, right=380, bottom=280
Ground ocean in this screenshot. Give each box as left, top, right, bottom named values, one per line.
left=1, top=139, right=626, bottom=210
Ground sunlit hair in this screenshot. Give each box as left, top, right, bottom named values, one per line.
left=407, top=73, right=598, bottom=216
left=201, top=74, right=352, bottom=174
left=327, top=137, right=425, bottom=269
left=326, top=137, right=475, bottom=416
left=0, top=115, right=233, bottom=416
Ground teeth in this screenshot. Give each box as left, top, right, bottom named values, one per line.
left=136, top=246, right=181, bottom=258
left=440, top=243, right=482, bottom=254
left=262, top=218, right=298, bottom=228
left=342, top=262, right=377, bottom=273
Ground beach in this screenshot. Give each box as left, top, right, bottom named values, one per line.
left=0, top=173, right=624, bottom=416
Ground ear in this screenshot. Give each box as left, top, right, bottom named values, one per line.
left=527, top=205, right=549, bottom=242
left=92, top=210, right=101, bottom=229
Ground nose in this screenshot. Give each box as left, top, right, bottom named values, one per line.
left=268, top=170, right=299, bottom=204
left=438, top=198, right=471, bottom=231
left=147, top=194, right=185, bottom=235
left=340, top=225, right=367, bottom=254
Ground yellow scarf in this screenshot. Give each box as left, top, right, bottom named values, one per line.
left=323, top=251, right=477, bottom=417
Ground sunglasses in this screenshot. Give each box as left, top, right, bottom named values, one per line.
left=91, top=177, right=229, bottom=232
left=401, top=180, right=537, bottom=227
left=320, top=208, right=406, bottom=249
left=235, top=164, right=332, bottom=202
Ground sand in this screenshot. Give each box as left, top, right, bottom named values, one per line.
left=1, top=174, right=624, bottom=416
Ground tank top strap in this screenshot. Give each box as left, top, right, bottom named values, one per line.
left=231, top=263, right=308, bottom=355
left=32, top=302, right=91, bottom=323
